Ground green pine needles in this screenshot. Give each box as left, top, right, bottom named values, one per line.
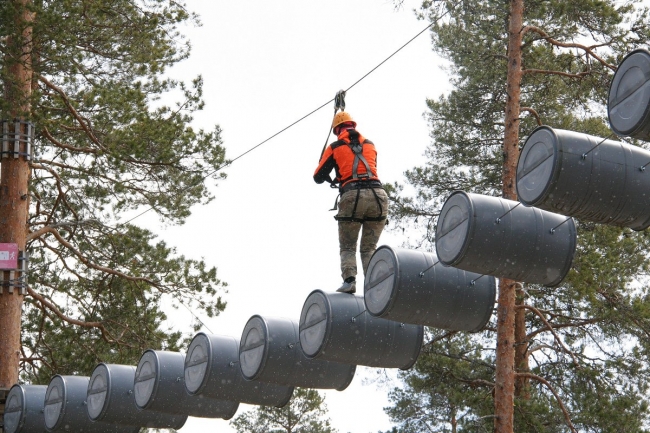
left=386, top=0, right=650, bottom=432
left=0, top=0, right=228, bottom=380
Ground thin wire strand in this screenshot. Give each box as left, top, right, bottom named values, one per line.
left=345, top=20, right=436, bottom=93
left=118, top=20, right=437, bottom=228
left=177, top=297, right=214, bottom=334
left=112, top=20, right=439, bottom=331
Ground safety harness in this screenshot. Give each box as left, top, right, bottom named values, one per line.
left=320, top=89, right=386, bottom=223
left=333, top=133, right=386, bottom=223
left=344, top=131, right=375, bottom=184
left=334, top=183, right=386, bottom=223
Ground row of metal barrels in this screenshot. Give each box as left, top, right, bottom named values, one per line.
left=3, top=281, right=437, bottom=433
left=5, top=47, right=650, bottom=433
left=435, top=47, right=650, bottom=286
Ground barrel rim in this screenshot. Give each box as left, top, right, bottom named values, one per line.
left=44, top=375, right=66, bottom=430
left=239, top=314, right=270, bottom=381
left=399, top=324, right=425, bottom=371
left=220, top=401, right=241, bottom=421
left=299, top=289, right=332, bottom=359
left=45, top=375, right=89, bottom=431
left=274, top=386, right=295, bottom=409
left=184, top=331, right=213, bottom=395
left=516, top=125, right=561, bottom=206
left=436, top=190, right=476, bottom=266
left=545, top=216, right=578, bottom=287
left=334, top=364, right=357, bottom=391
left=468, top=274, right=497, bottom=332
left=363, top=245, right=399, bottom=317
left=87, top=362, right=112, bottom=421
left=134, top=349, right=160, bottom=410
left=3, top=384, right=27, bottom=433
left=5, top=383, right=26, bottom=410
left=608, top=48, right=650, bottom=137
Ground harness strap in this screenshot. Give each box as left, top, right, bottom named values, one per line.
left=334, top=187, right=387, bottom=222
left=352, top=151, right=372, bottom=180
left=370, top=186, right=384, bottom=216
left=350, top=137, right=374, bottom=181
left=329, top=193, right=340, bottom=211
left=334, top=188, right=361, bottom=221
left=337, top=215, right=387, bottom=222
left=336, top=216, right=369, bottom=223
left=350, top=188, right=361, bottom=220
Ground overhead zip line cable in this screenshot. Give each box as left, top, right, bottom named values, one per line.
left=118, top=18, right=437, bottom=228
left=113, top=18, right=439, bottom=331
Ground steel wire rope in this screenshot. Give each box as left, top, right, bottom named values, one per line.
left=177, top=296, right=214, bottom=334
left=109, top=18, right=440, bottom=330
left=118, top=18, right=439, bottom=227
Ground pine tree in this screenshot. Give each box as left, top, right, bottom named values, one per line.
left=0, top=0, right=228, bottom=382
left=386, top=0, right=650, bottom=431
left=230, top=388, right=338, bottom=433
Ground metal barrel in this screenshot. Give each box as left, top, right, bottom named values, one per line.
left=436, top=191, right=576, bottom=287
left=184, top=332, right=294, bottom=407
left=608, top=48, right=650, bottom=140
left=364, top=245, right=496, bottom=332
left=3, top=384, right=47, bottom=433
left=134, top=350, right=238, bottom=419
left=87, top=363, right=188, bottom=428
left=239, top=315, right=356, bottom=390
left=299, top=290, right=424, bottom=369
left=44, top=375, right=140, bottom=432
left=517, top=126, right=650, bottom=230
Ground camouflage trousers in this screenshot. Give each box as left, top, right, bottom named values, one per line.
left=336, top=187, right=389, bottom=281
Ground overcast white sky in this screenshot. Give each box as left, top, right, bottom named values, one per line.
left=146, top=1, right=451, bottom=432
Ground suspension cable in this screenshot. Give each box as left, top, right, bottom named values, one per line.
left=118, top=18, right=438, bottom=227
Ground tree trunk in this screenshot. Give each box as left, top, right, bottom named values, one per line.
left=515, top=284, right=530, bottom=399
left=0, top=0, right=34, bottom=395
left=494, top=278, right=517, bottom=433
left=495, top=0, right=524, bottom=432
left=451, top=405, right=457, bottom=433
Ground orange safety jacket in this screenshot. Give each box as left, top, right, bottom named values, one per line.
left=313, top=129, right=380, bottom=190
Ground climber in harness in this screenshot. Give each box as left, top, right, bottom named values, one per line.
left=313, top=110, right=389, bottom=294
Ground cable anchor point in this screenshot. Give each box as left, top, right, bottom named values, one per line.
left=550, top=217, right=572, bottom=234
left=495, top=202, right=521, bottom=224
left=419, top=260, right=440, bottom=278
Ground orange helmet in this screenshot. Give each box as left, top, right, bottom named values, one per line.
left=332, top=111, right=357, bottom=129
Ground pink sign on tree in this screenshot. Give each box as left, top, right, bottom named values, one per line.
left=0, top=243, right=19, bottom=269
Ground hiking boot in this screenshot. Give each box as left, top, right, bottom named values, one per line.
left=336, top=280, right=356, bottom=294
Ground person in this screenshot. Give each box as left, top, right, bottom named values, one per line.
left=313, top=111, right=389, bottom=294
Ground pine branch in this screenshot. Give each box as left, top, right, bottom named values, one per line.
left=522, top=25, right=617, bottom=72
left=520, top=107, right=542, bottom=125
left=518, top=304, right=581, bottom=367
left=29, top=162, right=82, bottom=226
left=27, top=225, right=158, bottom=285
left=36, top=73, right=106, bottom=149
left=42, top=126, right=100, bottom=154
left=27, top=287, right=122, bottom=345
left=516, top=372, right=577, bottom=433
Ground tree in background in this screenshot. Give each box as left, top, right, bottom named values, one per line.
left=386, top=0, right=650, bottom=431
left=230, top=388, right=337, bottom=433
left=0, top=0, right=228, bottom=383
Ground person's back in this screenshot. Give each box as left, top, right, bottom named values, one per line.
left=314, top=112, right=389, bottom=293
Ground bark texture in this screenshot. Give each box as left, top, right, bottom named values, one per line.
left=0, top=0, right=33, bottom=391
left=494, top=0, right=524, bottom=431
